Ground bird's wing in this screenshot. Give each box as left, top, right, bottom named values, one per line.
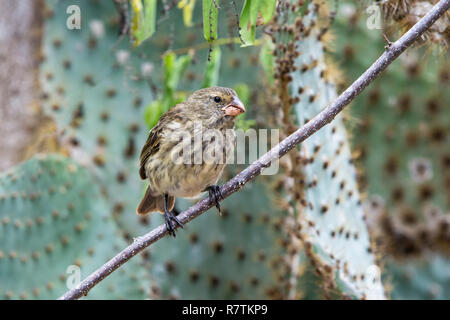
left=139, top=103, right=185, bottom=180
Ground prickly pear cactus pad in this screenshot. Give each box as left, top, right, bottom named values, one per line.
left=39, top=0, right=264, bottom=238
left=38, top=0, right=295, bottom=300
left=39, top=0, right=152, bottom=236
left=146, top=179, right=293, bottom=299
left=0, top=155, right=148, bottom=299
left=4, top=0, right=446, bottom=301
left=335, top=1, right=450, bottom=254
left=387, top=254, right=450, bottom=300
left=333, top=1, right=450, bottom=299
left=271, top=1, right=385, bottom=299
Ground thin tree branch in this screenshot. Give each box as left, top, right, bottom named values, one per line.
left=59, top=0, right=450, bottom=300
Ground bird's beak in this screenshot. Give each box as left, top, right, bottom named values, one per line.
left=222, top=97, right=246, bottom=117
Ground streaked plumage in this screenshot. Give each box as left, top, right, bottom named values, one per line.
left=136, top=87, right=245, bottom=236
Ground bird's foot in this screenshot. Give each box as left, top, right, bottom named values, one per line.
left=205, top=185, right=223, bottom=214
left=164, top=210, right=183, bottom=238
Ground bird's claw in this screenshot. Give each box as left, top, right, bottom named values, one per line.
left=164, top=210, right=183, bottom=238
left=206, top=185, right=223, bottom=214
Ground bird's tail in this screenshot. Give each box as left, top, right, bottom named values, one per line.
left=136, top=186, right=175, bottom=215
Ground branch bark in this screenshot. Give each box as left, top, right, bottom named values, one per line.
left=59, top=0, right=450, bottom=300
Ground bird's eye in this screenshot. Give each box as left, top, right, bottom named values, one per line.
left=213, top=96, right=222, bottom=103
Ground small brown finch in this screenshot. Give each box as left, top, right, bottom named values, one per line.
left=137, top=86, right=246, bottom=237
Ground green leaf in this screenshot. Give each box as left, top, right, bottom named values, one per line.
left=131, top=0, right=143, bottom=42
left=259, top=0, right=276, bottom=23
left=164, top=53, right=192, bottom=91
left=203, top=0, right=220, bottom=42
left=164, top=53, right=177, bottom=92
left=233, top=83, right=255, bottom=131
left=145, top=53, right=192, bottom=129
left=234, top=83, right=250, bottom=106
left=174, top=92, right=188, bottom=105
left=239, top=0, right=256, bottom=46
left=250, top=0, right=261, bottom=25
left=162, top=52, right=192, bottom=111
left=235, top=114, right=256, bottom=131
left=175, top=54, right=192, bottom=77
left=178, top=0, right=197, bottom=27
left=163, top=52, right=176, bottom=100
left=202, top=46, right=222, bottom=87
left=131, top=0, right=157, bottom=47
left=144, top=100, right=163, bottom=128
left=142, top=0, right=157, bottom=37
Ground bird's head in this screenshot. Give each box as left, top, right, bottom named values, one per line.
left=186, top=86, right=246, bottom=127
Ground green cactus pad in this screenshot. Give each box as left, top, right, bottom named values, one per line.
left=0, top=155, right=148, bottom=299
left=145, top=178, right=293, bottom=299
left=334, top=1, right=449, bottom=299
left=40, top=0, right=264, bottom=239
left=272, top=1, right=386, bottom=299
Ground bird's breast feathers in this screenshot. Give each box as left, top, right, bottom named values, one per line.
left=145, top=121, right=236, bottom=198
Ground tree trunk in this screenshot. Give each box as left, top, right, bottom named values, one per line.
left=0, top=0, right=45, bottom=171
